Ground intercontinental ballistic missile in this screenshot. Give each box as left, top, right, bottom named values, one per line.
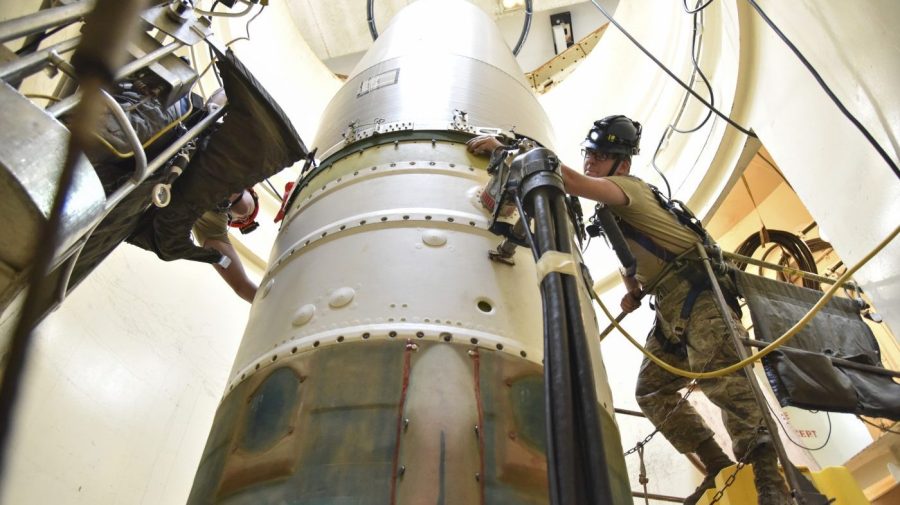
left=188, top=1, right=630, bottom=503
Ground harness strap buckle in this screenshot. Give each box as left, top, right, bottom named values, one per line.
left=672, top=318, right=688, bottom=339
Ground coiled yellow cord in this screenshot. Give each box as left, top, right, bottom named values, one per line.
left=592, top=224, right=899, bottom=379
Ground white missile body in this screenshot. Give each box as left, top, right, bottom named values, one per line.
left=189, top=1, right=630, bottom=502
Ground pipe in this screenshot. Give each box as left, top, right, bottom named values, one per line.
left=532, top=187, right=579, bottom=505
left=614, top=407, right=645, bottom=418
left=740, top=338, right=900, bottom=379
left=97, top=89, right=147, bottom=180
left=47, top=92, right=80, bottom=117
left=0, top=36, right=80, bottom=83
left=104, top=102, right=226, bottom=211
left=553, top=190, right=613, bottom=504
left=115, top=40, right=183, bottom=80
left=631, top=490, right=687, bottom=503
left=0, top=0, right=93, bottom=43
left=723, top=250, right=848, bottom=289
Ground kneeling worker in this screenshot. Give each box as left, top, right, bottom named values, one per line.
left=467, top=117, right=790, bottom=505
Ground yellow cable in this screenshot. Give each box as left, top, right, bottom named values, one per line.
left=92, top=98, right=194, bottom=159
left=593, top=224, right=899, bottom=379
left=25, top=93, right=61, bottom=102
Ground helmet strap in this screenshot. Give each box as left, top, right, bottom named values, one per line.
left=607, top=157, right=624, bottom=178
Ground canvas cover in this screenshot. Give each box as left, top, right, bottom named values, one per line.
left=734, top=269, right=900, bottom=420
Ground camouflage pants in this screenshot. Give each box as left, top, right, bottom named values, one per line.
left=634, top=276, right=765, bottom=458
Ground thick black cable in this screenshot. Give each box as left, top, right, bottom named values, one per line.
left=551, top=191, right=614, bottom=504
left=650, top=134, right=674, bottom=199
left=513, top=193, right=540, bottom=261
left=765, top=401, right=832, bottom=451
left=671, top=7, right=714, bottom=134
left=208, top=45, right=223, bottom=87
left=745, top=0, right=900, bottom=180
left=589, top=0, right=756, bottom=137
left=366, top=0, right=378, bottom=41
left=532, top=187, right=580, bottom=505
left=206, top=0, right=224, bottom=87
left=511, top=0, right=533, bottom=56
left=651, top=3, right=718, bottom=198
left=367, top=0, right=532, bottom=55
left=682, top=0, right=715, bottom=15
left=733, top=229, right=819, bottom=289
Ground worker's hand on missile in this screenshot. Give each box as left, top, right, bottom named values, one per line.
left=466, top=135, right=503, bottom=157
left=620, top=289, right=642, bottom=313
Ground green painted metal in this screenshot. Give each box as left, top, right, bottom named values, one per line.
left=189, top=340, right=630, bottom=503
left=300, top=130, right=475, bottom=192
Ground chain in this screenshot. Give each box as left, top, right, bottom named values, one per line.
left=623, top=428, right=658, bottom=457
left=620, top=267, right=746, bottom=502
left=707, top=462, right=746, bottom=505
left=707, top=426, right=764, bottom=505
left=624, top=379, right=698, bottom=457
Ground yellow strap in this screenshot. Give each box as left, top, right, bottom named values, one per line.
left=535, top=250, right=578, bottom=283
left=592, top=224, right=899, bottom=379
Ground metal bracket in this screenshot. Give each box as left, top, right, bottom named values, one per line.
left=343, top=120, right=414, bottom=144
left=449, top=109, right=504, bottom=137
left=140, top=2, right=213, bottom=45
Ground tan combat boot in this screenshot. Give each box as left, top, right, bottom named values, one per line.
left=683, top=437, right=734, bottom=505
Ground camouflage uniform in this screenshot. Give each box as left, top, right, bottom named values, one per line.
left=635, top=274, right=764, bottom=458
left=601, top=175, right=768, bottom=459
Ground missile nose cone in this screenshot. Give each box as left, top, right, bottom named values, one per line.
left=312, top=0, right=554, bottom=159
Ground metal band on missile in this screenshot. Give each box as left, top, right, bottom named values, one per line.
left=188, top=1, right=630, bottom=502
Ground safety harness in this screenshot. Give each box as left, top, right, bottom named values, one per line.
left=591, top=182, right=737, bottom=350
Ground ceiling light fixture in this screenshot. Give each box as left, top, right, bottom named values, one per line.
left=499, top=0, right=526, bottom=11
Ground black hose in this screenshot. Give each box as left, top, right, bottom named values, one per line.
left=551, top=192, right=613, bottom=504
left=682, top=0, right=715, bottom=14
left=672, top=6, right=714, bottom=134
left=514, top=193, right=540, bottom=261
left=531, top=187, right=579, bottom=505
left=733, top=229, right=819, bottom=290
left=745, top=0, right=900, bottom=180
left=511, top=0, right=533, bottom=56
left=366, top=0, right=378, bottom=41
left=589, top=0, right=756, bottom=137
left=593, top=205, right=636, bottom=277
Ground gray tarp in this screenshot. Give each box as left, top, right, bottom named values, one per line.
left=735, top=269, right=900, bottom=420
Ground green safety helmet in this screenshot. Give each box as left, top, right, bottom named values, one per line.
left=581, top=115, right=642, bottom=156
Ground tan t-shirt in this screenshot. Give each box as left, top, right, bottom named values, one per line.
left=192, top=210, right=230, bottom=246
left=606, top=175, right=702, bottom=285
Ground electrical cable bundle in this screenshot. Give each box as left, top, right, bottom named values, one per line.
left=510, top=149, right=616, bottom=505
left=733, top=229, right=819, bottom=290
left=591, top=0, right=899, bottom=180
left=651, top=0, right=717, bottom=199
